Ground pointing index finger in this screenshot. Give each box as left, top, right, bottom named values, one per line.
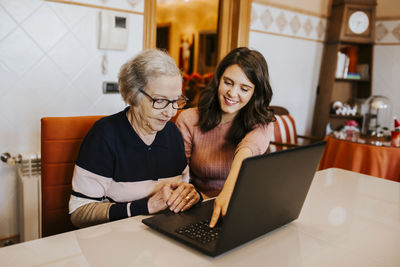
left=209, top=205, right=221, bottom=228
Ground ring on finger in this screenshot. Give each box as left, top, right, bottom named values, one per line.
left=185, top=196, right=190, bottom=201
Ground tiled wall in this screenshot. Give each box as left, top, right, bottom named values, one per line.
left=249, top=2, right=326, bottom=135
left=0, top=0, right=144, bottom=238
left=374, top=19, right=400, bottom=119
left=250, top=2, right=400, bottom=133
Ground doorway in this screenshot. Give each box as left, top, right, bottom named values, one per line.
left=155, top=0, right=219, bottom=76
left=144, top=0, right=252, bottom=61
left=156, top=24, right=170, bottom=51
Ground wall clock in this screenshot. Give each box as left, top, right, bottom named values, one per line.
left=348, top=11, right=369, bottom=34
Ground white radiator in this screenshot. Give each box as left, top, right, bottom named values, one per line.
left=17, top=153, right=42, bottom=242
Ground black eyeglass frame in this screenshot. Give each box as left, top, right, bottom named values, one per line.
left=139, top=89, right=189, bottom=110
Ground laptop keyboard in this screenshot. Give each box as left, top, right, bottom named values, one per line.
left=175, top=219, right=221, bottom=244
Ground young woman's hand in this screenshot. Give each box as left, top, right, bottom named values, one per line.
left=209, top=147, right=253, bottom=228
left=209, top=187, right=233, bottom=228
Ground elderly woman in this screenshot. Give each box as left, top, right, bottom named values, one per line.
left=69, top=49, right=201, bottom=228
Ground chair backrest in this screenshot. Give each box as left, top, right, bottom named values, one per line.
left=269, top=105, right=289, bottom=116
left=41, top=116, right=104, bottom=237
left=267, top=106, right=298, bottom=152
left=269, top=114, right=299, bottom=152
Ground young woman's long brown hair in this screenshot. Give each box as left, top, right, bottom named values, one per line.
left=197, top=47, right=274, bottom=145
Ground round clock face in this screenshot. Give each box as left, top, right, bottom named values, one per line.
left=348, top=11, right=369, bottom=34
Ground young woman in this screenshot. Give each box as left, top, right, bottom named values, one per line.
left=176, top=47, right=275, bottom=227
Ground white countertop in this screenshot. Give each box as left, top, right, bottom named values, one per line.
left=1, top=168, right=399, bottom=266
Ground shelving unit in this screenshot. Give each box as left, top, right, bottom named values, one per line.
left=311, top=0, right=376, bottom=137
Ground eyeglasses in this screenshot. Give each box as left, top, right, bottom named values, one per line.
left=139, top=89, right=188, bottom=110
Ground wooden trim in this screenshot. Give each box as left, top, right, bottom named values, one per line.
left=237, top=0, right=252, bottom=48
left=376, top=16, right=400, bottom=21
left=217, top=0, right=251, bottom=61
left=375, top=42, right=400, bottom=46
left=44, top=0, right=143, bottom=15
left=143, top=0, right=156, bottom=49
left=0, top=234, right=19, bottom=246
left=252, top=0, right=328, bottom=19
left=250, top=29, right=325, bottom=43
left=0, top=234, right=19, bottom=242
left=217, top=0, right=233, bottom=61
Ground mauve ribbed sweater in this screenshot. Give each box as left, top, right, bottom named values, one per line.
left=176, top=108, right=273, bottom=197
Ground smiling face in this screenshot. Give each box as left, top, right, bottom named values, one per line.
left=218, top=64, right=255, bottom=123
left=133, top=74, right=182, bottom=134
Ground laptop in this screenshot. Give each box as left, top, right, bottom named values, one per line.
left=142, top=141, right=326, bottom=257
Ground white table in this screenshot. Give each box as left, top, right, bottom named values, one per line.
left=1, top=168, right=399, bottom=267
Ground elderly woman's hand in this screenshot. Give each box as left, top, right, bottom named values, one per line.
left=167, top=182, right=200, bottom=213
left=147, top=184, right=174, bottom=214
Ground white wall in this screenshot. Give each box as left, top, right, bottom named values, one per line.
left=249, top=2, right=325, bottom=135
left=0, top=0, right=144, bottom=239
left=373, top=19, right=400, bottom=122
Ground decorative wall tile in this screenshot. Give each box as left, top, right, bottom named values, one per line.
left=70, top=9, right=97, bottom=50
left=0, top=0, right=144, bottom=238
left=0, top=61, right=18, bottom=98
left=21, top=56, right=70, bottom=105
left=392, top=24, right=400, bottom=42
left=276, top=12, right=288, bottom=32
left=251, top=2, right=326, bottom=42
left=0, top=0, right=41, bottom=23
left=376, top=23, right=389, bottom=41
left=375, top=20, right=400, bottom=44
left=0, top=6, right=17, bottom=40
left=290, top=15, right=301, bottom=34
left=0, top=28, right=44, bottom=75
left=73, top=55, right=104, bottom=100
left=251, top=8, right=258, bottom=25
left=260, top=9, right=273, bottom=30
left=22, top=4, right=68, bottom=52
left=303, top=18, right=313, bottom=36
left=48, top=1, right=89, bottom=29
left=316, top=20, right=325, bottom=38
left=48, top=32, right=91, bottom=80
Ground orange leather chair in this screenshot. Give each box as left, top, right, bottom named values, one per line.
left=41, top=116, right=104, bottom=237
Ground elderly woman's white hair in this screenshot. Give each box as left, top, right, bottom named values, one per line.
left=119, top=48, right=181, bottom=106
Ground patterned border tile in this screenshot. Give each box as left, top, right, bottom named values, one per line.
left=375, top=19, right=400, bottom=45
left=250, top=2, right=327, bottom=42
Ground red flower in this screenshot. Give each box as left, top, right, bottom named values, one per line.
left=190, top=73, right=202, bottom=80
left=345, top=120, right=358, bottom=127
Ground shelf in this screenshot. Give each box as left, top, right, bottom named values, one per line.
left=311, top=0, right=375, bottom=137
left=335, top=78, right=370, bottom=82
left=329, top=114, right=363, bottom=120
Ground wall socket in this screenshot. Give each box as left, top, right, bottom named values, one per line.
left=103, top=82, right=119, bottom=94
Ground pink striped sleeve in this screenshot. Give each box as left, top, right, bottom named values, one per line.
left=175, top=108, right=196, bottom=163
left=236, top=122, right=274, bottom=156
